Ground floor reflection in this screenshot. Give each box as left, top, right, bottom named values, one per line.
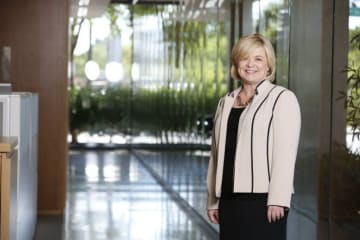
left=131, top=150, right=318, bottom=240
left=64, top=149, right=357, bottom=240
left=133, top=150, right=212, bottom=228
left=65, top=150, right=216, bottom=240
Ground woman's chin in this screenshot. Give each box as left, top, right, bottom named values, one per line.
left=241, top=77, right=264, bottom=84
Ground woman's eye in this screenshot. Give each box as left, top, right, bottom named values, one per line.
left=255, top=57, right=263, bottom=61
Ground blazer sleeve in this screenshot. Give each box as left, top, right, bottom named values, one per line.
left=206, top=97, right=224, bottom=210
left=267, top=90, right=301, bottom=208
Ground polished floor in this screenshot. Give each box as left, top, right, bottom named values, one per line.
left=34, top=149, right=318, bottom=240
left=63, top=150, right=217, bottom=240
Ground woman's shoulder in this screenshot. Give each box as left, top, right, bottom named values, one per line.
left=271, top=84, right=298, bottom=99
left=270, top=86, right=300, bottom=113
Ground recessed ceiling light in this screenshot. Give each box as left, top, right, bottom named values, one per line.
left=79, top=0, right=90, bottom=6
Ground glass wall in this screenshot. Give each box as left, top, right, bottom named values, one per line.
left=328, top=1, right=360, bottom=238
left=243, top=0, right=290, bottom=87
left=68, top=1, right=231, bottom=145
left=67, top=1, right=360, bottom=239
left=68, top=0, right=292, bottom=145
left=241, top=1, right=359, bottom=240
left=347, top=0, right=360, bottom=155
left=130, top=3, right=230, bottom=144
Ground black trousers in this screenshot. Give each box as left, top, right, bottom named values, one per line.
left=219, top=194, right=288, bottom=240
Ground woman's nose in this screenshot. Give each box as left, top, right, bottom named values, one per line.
left=246, top=59, right=254, bottom=67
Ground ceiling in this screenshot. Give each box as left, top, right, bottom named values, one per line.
left=110, top=0, right=180, bottom=4
left=70, top=0, right=111, bottom=18
left=70, top=0, right=230, bottom=20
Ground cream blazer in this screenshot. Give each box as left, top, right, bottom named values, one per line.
left=207, top=80, right=301, bottom=209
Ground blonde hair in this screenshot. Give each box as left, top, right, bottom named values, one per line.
left=230, top=33, right=276, bottom=82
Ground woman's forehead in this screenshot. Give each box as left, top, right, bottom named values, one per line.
left=241, top=46, right=266, bottom=57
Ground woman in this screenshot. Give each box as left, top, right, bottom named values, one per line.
left=206, top=33, right=301, bottom=240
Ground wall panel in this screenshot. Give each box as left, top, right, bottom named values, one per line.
left=0, top=0, right=69, bottom=214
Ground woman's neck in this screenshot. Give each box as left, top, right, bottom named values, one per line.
left=235, top=81, right=259, bottom=107
left=241, top=82, right=257, bottom=97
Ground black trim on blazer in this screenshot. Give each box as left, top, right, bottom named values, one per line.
left=272, top=90, right=286, bottom=112
left=267, top=116, right=273, bottom=181
left=266, top=89, right=287, bottom=182
left=250, top=86, right=277, bottom=192
left=255, top=79, right=266, bottom=92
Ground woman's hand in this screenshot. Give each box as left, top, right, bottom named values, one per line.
left=207, top=209, right=219, bottom=224
left=267, top=205, right=286, bottom=223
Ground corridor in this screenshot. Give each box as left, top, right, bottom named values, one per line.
left=33, top=149, right=318, bottom=240
left=63, top=150, right=218, bottom=240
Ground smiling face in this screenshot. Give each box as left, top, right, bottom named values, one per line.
left=237, top=46, right=269, bottom=85
left=231, top=34, right=276, bottom=83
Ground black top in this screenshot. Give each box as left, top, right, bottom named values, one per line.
left=221, top=107, right=244, bottom=198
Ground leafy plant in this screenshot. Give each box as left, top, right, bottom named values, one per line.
left=69, top=85, right=130, bottom=143
left=68, top=3, right=229, bottom=144
left=69, top=86, right=98, bottom=143
left=342, top=64, right=360, bottom=141
left=340, top=28, right=360, bottom=142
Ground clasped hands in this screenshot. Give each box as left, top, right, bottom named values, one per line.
left=207, top=205, right=286, bottom=224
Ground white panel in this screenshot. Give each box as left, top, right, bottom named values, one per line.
left=0, top=93, right=38, bottom=240
left=0, top=95, right=11, bottom=136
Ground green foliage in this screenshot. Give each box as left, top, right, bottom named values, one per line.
left=97, top=85, right=130, bottom=133
left=349, top=28, right=360, bottom=66
left=69, top=84, right=226, bottom=142
left=344, top=28, right=360, bottom=140
left=92, top=41, right=107, bottom=70
left=263, top=3, right=281, bottom=43
left=74, top=54, right=87, bottom=78
left=122, top=44, right=132, bottom=78
left=69, top=85, right=130, bottom=139
left=69, top=86, right=98, bottom=133
left=342, top=64, right=360, bottom=140
left=105, top=5, right=123, bottom=37
left=133, top=5, right=162, bottom=17
left=131, top=86, right=225, bottom=135
left=350, top=27, right=360, bottom=51
left=69, top=4, right=229, bottom=143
